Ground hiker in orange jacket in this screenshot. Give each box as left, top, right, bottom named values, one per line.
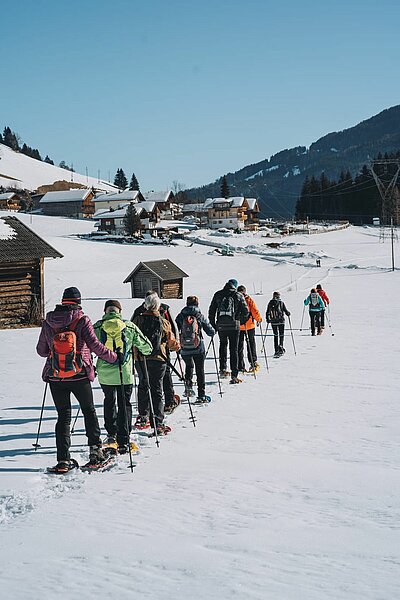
left=316, top=284, right=330, bottom=329
left=237, top=285, right=262, bottom=373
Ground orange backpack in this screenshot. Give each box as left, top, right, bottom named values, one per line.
left=50, top=317, right=83, bottom=378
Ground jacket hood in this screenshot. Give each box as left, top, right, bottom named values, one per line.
left=180, top=305, right=202, bottom=318
left=45, top=305, right=84, bottom=330
left=101, top=311, right=123, bottom=323
left=223, top=282, right=236, bottom=293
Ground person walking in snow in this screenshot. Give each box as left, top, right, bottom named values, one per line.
left=316, top=284, right=330, bottom=330
left=176, top=295, right=215, bottom=402
left=266, top=291, right=291, bottom=357
left=133, top=292, right=180, bottom=435
left=237, top=285, right=262, bottom=373
left=93, top=300, right=152, bottom=453
left=304, top=288, right=325, bottom=336
left=208, top=279, right=250, bottom=384
left=131, top=291, right=179, bottom=414
left=36, top=287, right=117, bottom=473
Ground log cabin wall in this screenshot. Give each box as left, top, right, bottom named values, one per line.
left=161, top=280, right=182, bottom=299
left=0, top=259, right=43, bottom=328
left=131, top=267, right=161, bottom=298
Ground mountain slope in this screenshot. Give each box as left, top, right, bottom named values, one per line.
left=0, top=143, right=117, bottom=192
left=185, top=105, right=400, bottom=218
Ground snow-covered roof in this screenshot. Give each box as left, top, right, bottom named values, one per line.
left=143, top=190, right=174, bottom=203
left=93, top=201, right=157, bottom=220
left=94, top=190, right=142, bottom=203
left=205, top=197, right=258, bottom=210
left=0, top=192, right=18, bottom=201
left=182, top=203, right=208, bottom=213
left=246, top=198, right=258, bottom=210
left=40, top=189, right=92, bottom=204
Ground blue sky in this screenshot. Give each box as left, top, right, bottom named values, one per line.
left=1, top=0, right=400, bottom=191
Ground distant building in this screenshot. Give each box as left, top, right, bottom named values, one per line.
left=123, top=259, right=188, bottom=299
left=0, top=192, right=20, bottom=211
left=205, top=197, right=260, bottom=230
left=40, top=189, right=95, bottom=218
left=143, top=191, right=176, bottom=217
left=0, top=216, right=63, bottom=328
left=94, top=190, right=145, bottom=212
left=93, top=201, right=160, bottom=234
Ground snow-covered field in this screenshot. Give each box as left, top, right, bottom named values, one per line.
left=1, top=214, right=399, bottom=599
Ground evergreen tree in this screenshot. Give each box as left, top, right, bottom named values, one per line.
left=3, top=127, right=19, bottom=151
left=124, top=203, right=142, bottom=236
left=129, top=172, right=140, bottom=191
left=220, top=175, right=230, bottom=198
left=114, top=168, right=128, bottom=190
left=44, top=155, right=54, bottom=165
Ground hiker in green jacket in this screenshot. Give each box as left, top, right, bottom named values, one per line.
left=93, top=299, right=152, bottom=453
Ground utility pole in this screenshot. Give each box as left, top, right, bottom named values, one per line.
left=370, top=158, right=400, bottom=227
left=391, top=217, right=395, bottom=271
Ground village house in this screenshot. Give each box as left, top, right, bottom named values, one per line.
left=143, top=191, right=177, bottom=217
left=0, top=192, right=20, bottom=211
left=39, top=188, right=95, bottom=218
left=0, top=216, right=63, bottom=328
left=93, top=201, right=160, bottom=234
left=205, top=197, right=260, bottom=230
left=94, top=190, right=145, bottom=212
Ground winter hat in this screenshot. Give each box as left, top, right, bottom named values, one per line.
left=104, top=299, right=122, bottom=312
left=316, top=284, right=322, bottom=290
left=273, top=291, right=280, bottom=298
left=144, top=292, right=161, bottom=311
left=311, top=288, right=316, bottom=293
left=237, top=285, right=246, bottom=293
left=61, top=287, right=81, bottom=305
left=187, top=295, right=199, bottom=307
left=228, top=279, right=238, bottom=289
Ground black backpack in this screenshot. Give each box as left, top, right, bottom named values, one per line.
left=268, top=300, right=284, bottom=322
left=138, top=314, right=163, bottom=356
left=216, top=294, right=236, bottom=328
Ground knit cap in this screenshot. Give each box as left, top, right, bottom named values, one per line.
left=228, top=279, right=238, bottom=289
left=62, top=287, right=81, bottom=305
left=104, top=299, right=122, bottom=312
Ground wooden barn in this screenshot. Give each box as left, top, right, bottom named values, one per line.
left=0, top=216, right=63, bottom=329
left=123, top=259, right=188, bottom=299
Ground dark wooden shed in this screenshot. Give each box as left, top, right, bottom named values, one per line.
left=0, top=216, right=63, bottom=329
left=123, top=259, right=188, bottom=299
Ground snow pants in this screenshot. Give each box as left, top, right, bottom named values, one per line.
left=271, top=323, right=285, bottom=353
left=50, top=379, right=101, bottom=462
left=238, top=328, right=257, bottom=370
left=309, top=311, right=322, bottom=335
left=101, top=384, right=133, bottom=446
left=163, top=363, right=176, bottom=407
left=182, top=352, right=206, bottom=397
left=136, top=359, right=167, bottom=427
left=218, top=329, right=240, bottom=378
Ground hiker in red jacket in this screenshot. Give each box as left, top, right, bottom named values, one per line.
left=316, top=284, right=330, bottom=330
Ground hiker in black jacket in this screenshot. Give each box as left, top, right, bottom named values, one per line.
left=208, top=279, right=250, bottom=384
left=266, top=291, right=291, bottom=357
left=131, top=290, right=179, bottom=412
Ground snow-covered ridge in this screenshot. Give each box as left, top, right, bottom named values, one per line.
left=0, top=143, right=117, bottom=192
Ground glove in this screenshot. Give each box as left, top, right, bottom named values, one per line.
left=287, top=312, right=291, bottom=317
left=256, top=321, right=261, bottom=327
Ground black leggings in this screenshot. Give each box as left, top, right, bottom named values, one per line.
left=50, top=379, right=101, bottom=461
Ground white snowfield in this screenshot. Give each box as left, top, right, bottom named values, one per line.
left=0, top=143, right=117, bottom=192
left=0, top=214, right=399, bottom=600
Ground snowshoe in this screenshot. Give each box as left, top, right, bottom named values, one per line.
left=46, top=459, right=79, bottom=475
left=184, top=384, right=196, bottom=398
left=133, top=415, right=150, bottom=430
left=229, top=377, right=243, bottom=384
left=81, top=447, right=117, bottom=472
left=192, top=395, right=212, bottom=405
left=164, top=395, right=181, bottom=414
left=219, top=370, right=230, bottom=378
left=247, top=363, right=261, bottom=373
left=149, top=424, right=171, bottom=437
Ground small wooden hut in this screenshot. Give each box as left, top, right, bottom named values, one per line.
left=123, top=259, right=188, bottom=299
left=0, top=216, right=63, bottom=329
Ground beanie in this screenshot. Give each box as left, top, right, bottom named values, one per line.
left=228, top=279, right=238, bottom=289
left=62, top=287, right=81, bottom=305
left=104, top=299, right=122, bottom=312
left=237, top=285, right=246, bottom=293
left=273, top=291, right=280, bottom=298
left=316, top=284, right=322, bottom=290
left=187, top=295, right=199, bottom=307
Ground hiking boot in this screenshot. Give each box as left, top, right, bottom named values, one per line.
left=165, top=396, right=181, bottom=414
left=134, top=415, right=150, bottom=430
left=317, top=328, right=322, bottom=335
left=105, top=435, right=117, bottom=445
left=219, top=370, right=230, bottom=378
left=89, top=445, right=105, bottom=464
left=156, top=424, right=171, bottom=436
left=118, top=444, right=129, bottom=455
left=230, top=376, right=243, bottom=384
left=196, top=395, right=211, bottom=404
left=47, top=459, right=79, bottom=474
left=248, top=362, right=261, bottom=373
left=184, top=383, right=195, bottom=397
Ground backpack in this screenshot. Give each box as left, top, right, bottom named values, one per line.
left=50, top=317, right=83, bottom=378
left=216, top=294, right=236, bottom=327
left=99, top=318, right=128, bottom=361
left=138, top=314, right=163, bottom=356
left=180, top=315, right=200, bottom=350
left=268, top=300, right=284, bottom=322
left=310, top=292, right=320, bottom=307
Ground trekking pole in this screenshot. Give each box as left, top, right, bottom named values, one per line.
left=162, top=355, right=196, bottom=426
left=117, top=352, right=134, bottom=473
left=300, top=305, right=305, bottom=331
left=133, top=362, right=138, bottom=412
left=32, top=382, right=48, bottom=449
left=211, top=336, right=223, bottom=397
left=244, top=329, right=256, bottom=380
left=259, top=322, right=269, bottom=372
left=176, top=352, right=185, bottom=379
left=142, top=356, right=160, bottom=447
left=288, top=315, right=297, bottom=355
left=71, top=407, right=81, bottom=434
left=326, top=306, right=335, bottom=337
left=204, top=338, right=212, bottom=359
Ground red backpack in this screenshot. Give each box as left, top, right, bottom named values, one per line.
left=50, top=317, right=83, bottom=378
left=180, top=315, right=200, bottom=350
